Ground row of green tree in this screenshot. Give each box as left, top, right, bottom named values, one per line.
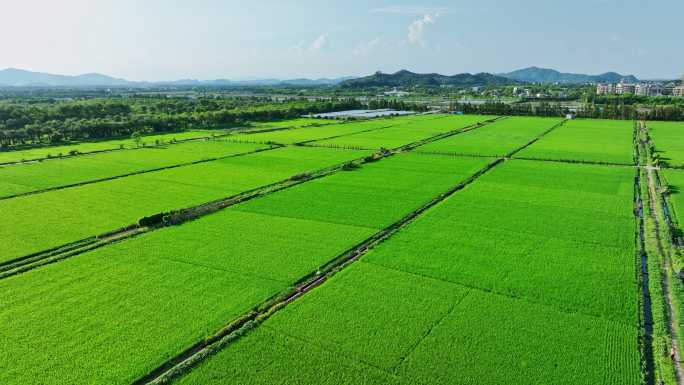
left=0, top=96, right=426, bottom=148
left=453, top=101, right=684, bottom=121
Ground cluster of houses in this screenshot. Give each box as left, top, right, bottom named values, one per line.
left=596, top=75, right=684, bottom=97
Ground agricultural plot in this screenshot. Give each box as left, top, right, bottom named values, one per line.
left=0, top=141, right=268, bottom=198
left=0, top=146, right=371, bottom=264
left=648, top=121, right=684, bottom=167
left=516, top=119, right=635, bottom=164
left=233, top=152, right=490, bottom=229
left=0, top=150, right=490, bottom=385
left=177, top=327, right=402, bottom=385
left=181, top=161, right=641, bottom=385
left=311, top=114, right=489, bottom=149
left=176, top=262, right=640, bottom=385
left=0, top=129, right=228, bottom=164
left=227, top=117, right=412, bottom=145
left=175, top=159, right=640, bottom=385
left=415, top=116, right=561, bottom=156
left=366, top=160, right=637, bottom=324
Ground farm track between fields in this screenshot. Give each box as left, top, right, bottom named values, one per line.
left=0, top=227, right=148, bottom=280
left=647, top=166, right=684, bottom=384
left=0, top=145, right=282, bottom=201
left=0, top=118, right=501, bottom=279
left=639, top=121, right=684, bottom=385
left=132, top=117, right=563, bottom=385
left=637, top=168, right=656, bottom=385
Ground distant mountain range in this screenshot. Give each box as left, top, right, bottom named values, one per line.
left=0, top=68, right=354, bottom=88
left=0, top=67, right=645, bottom=88
left=499, top=67, right=639, bottom=84
left=0, top=68, right=131, bottom=87
left=340, top=70, right=515, bottom=88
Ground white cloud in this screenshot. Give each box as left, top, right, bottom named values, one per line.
left=353, top=37, right=382, bottom=56
left=289, top=33, right=329, bottom=53
left=408, top=14, right=439, bottom=46
left=370, top=5, right=448, bottom=15
left=309, top=33, right=328, bottom=51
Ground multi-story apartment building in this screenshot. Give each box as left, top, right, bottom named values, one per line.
left=615, top=83, right=636, bottom=94
left=674, top=75, right=684, bottom=97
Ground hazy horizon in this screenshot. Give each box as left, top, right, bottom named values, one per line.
left=3, top=0, right=683, bottom=81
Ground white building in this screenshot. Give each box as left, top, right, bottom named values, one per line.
left=636, top=83, right=664, bottom=96
left=674, top=75, right=684, bottom=97
left=596, top=84, right=615, bottom=95
left=615, top=83, right=636, bottom=95
left=384, top=87, right=410, bottom=97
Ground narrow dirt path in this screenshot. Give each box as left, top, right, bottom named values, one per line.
left=647, top=163, right=684, bottom=384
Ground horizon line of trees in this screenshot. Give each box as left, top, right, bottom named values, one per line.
left=453, top=101, right=684, bottom=121
left=0, top=97, right=426, bottom=149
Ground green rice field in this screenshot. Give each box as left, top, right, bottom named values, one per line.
left=0, top=141, right=268, bottom=198
left=311, top=114, right=489, bottom=149
left=0, top=143, right=489, bottom=385
left=415, top=116, right=561, bottom=156
left=648, top=121, right=684, bottom=167
left=0, top=113, right=671, bottom=385
left=0, top=129, right=227, bottom=164
left=516, top=118, right=635, bottom=164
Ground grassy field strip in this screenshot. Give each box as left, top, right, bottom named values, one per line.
left=413, top=116, right=563, bottom=157
left=135, top=115, right=567, bottom=385
left=169, top=159, right=643, bottom=385
left=0, top=146, right=373, bottom=265
left=222, top=116, right=422, bottom=145
left=293, top=114, right=463, bottom=147
left=0, top=152, right=492, bottom=385
left=247, top=118, right=334, bottom=130
left=0, top=130, right=232, bottom=165
left=0, top=117, right=437, bottom=200
left=648, top=121, right=684, bottom=168
left=0, top=141, right=274, bottom=200
left=516, top=118, right=635, bottom=165
left=305, top=114, right=493, bottom=150
left=0, top=118, right=330, bottom=166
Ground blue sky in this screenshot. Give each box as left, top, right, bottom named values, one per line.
left=2, top=0, right=683, bottom=80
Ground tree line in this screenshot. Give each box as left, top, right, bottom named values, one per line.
left=0, top=97, right=356, bottom=148
left=452, top=101, right=684, bottom=121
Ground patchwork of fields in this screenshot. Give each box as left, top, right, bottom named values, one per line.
left=0, top=129, right=230, bottom=164
left=0, top=140, right=269, bottom=198
left=177, top=160, right=640, bottom=385
left=310, top=114, right=489, bottom=149
left=0, top=114, right=671, bottom=385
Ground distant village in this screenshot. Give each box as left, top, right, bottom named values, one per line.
left=596, top=75, right=684, bottom=97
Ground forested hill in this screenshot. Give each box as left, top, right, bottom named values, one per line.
left=340, top=70, right=517, bottom=88
left=500, top=67, right=639, bottom=84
